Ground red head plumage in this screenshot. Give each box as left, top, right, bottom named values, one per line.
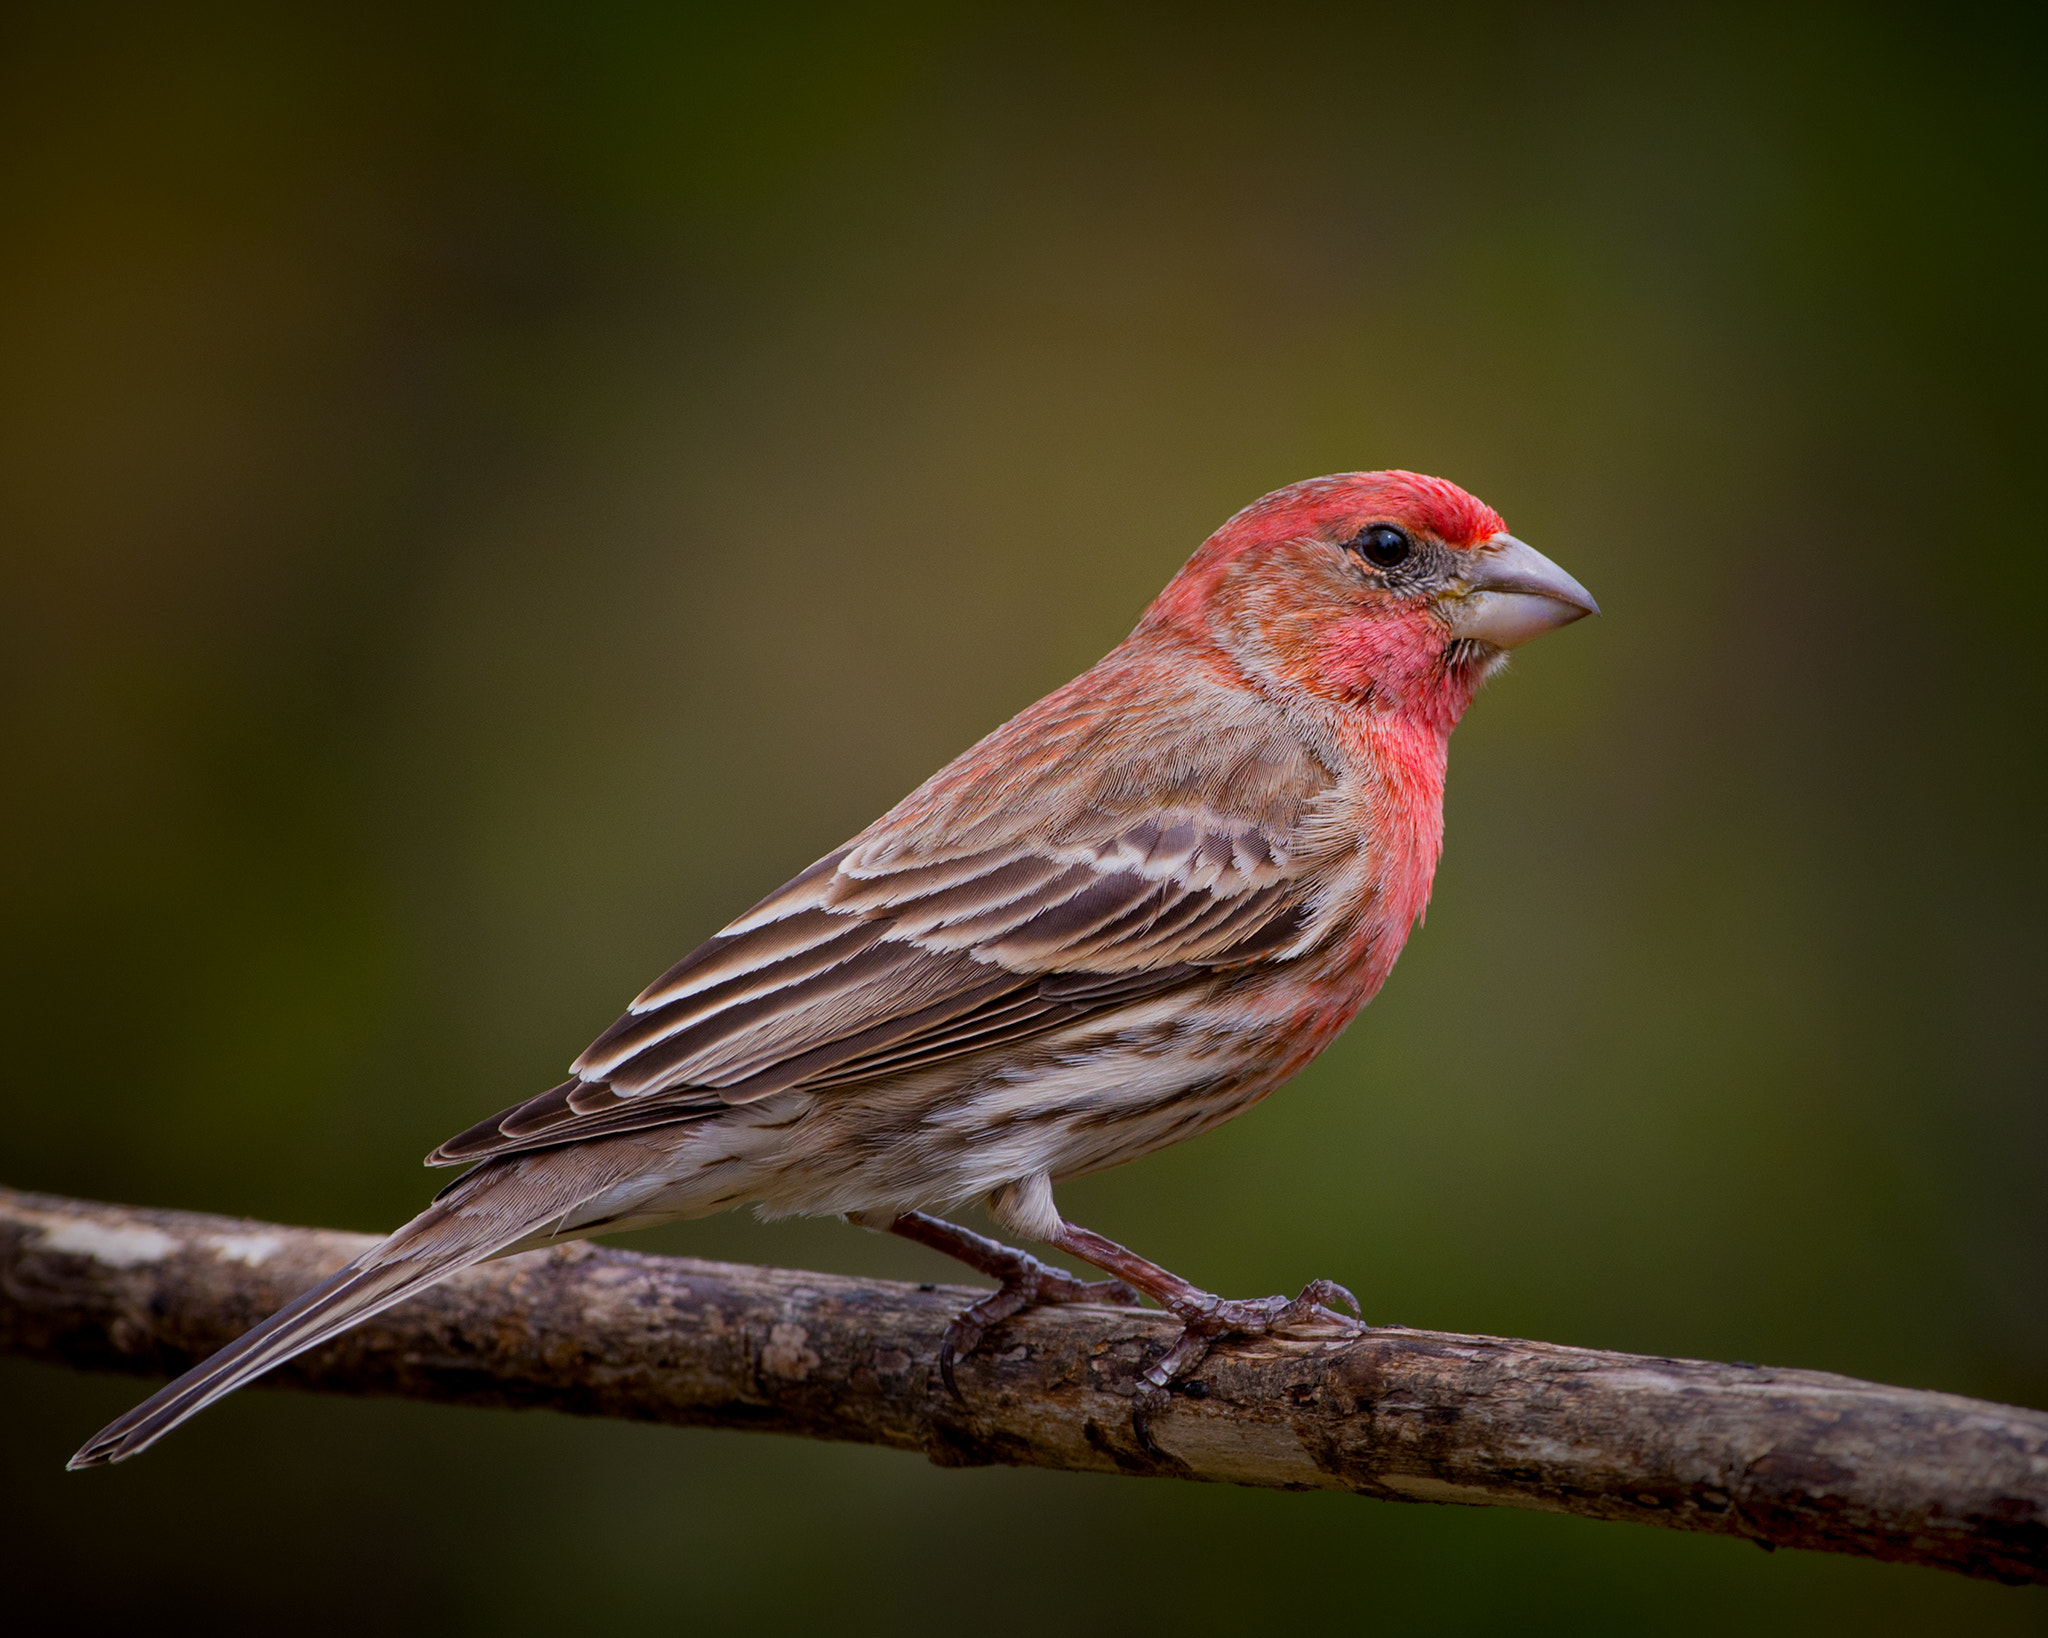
left=1135, top=470, right=1535, bottom=731
left=1146, top=470, right=1509, bottom=628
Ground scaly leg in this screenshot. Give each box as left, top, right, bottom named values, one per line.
left=885, top=1211, right=1138, bottom=1397
left=1042, top=1219, right=1363, bottom=1388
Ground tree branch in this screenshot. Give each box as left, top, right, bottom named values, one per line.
left=5, top=1184, right=2043, bottom=1585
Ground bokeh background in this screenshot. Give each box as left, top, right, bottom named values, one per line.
left=3, top=3, right=2044, bottom=1632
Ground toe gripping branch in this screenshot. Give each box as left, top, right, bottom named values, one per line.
left=1038, top=1220, right=1365, bottom=1392
left=885, top=1211, right=1363, bottom=1402
left=883, top=1213, right=1137, bottom=1399
left=1139, top=1278, right=1365, bottom=1389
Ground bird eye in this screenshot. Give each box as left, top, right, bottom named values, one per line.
left=1353, top=524, right=1412, bottom=568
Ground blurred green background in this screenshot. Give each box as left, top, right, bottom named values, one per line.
left=3, top=3, right=2044, bottom=1631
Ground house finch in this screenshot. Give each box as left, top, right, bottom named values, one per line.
left=72, top=469, right=1596, bottom=1466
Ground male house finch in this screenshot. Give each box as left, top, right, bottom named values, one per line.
left=72, top=470, right=1595, bottom=1466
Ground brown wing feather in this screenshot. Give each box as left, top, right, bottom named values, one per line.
left=428, top=661, right=1339, bottom=1168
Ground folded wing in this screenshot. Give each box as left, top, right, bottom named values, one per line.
left=430, top=666, right=1338, bottom=1166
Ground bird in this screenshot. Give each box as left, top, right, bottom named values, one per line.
left=70, top=469, right=1596, bottom=1467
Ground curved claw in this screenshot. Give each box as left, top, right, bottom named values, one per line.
left=939, top=1291, right=1026, bottom=1401
left=1290, top=1277, right=1363, bottom=1323
left=940, top=1259, right=1142, bottom=1402
left=1140, top=1277, right=1368, bottom=1390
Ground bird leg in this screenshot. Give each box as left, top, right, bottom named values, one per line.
left=1041, top=1219, right=1364, bottom=1389
left=884, top=1210, right=1139, bottom=1397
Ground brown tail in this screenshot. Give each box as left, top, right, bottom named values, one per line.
left=68, top=1141, right=647, bottom=1468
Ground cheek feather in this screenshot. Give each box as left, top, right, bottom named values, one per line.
left=1310, top=614, right=1482, bottom=726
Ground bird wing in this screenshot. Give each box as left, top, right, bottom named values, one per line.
left=429, top=656, right=1339, bottom=1166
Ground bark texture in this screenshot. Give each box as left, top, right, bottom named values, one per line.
left=4, top=1185, right=2044, bottom=1585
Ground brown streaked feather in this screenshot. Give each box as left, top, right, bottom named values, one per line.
left=1157, top=879, right=1296, bottom=959
left=575, top=915, right=890, bottom=1077
left=1190, top=896, right=1311, bottom=965
left=795, top=993, right=1089, bottom=1091
left=500, top=1078, right=589, bottom=1134
left=1041, top=878, right=1175, bottom=958
left=932, top=871, right=1143, bottom=966
left=429, top=662, right=1342, bottom=1166
left=428, top=1077, right=729, bottom=1167
left=610, top=943, right=993, bottom=1094
left=714, top=971, right=1030, bottom=1101
left=1034, top=964, right=1205, bottom=1004
left=816, top=849, right=1033, bottom=914
left=631, top=847, right=853, bottom=1007
left=567, top=1078, right=631, bottom=1116
left=831, top=853, right=1077, bottom=926
left=432, top=1095, right=727, bottom=1172
left=598, top=844, right=1299, bottom=1100
left=429, top=864, right=1302, bottom=1167
left=881, top=861, right=1101, bottom=946
left=431, top=1081, right=579, bottom=1162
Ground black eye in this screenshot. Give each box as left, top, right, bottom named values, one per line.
left=1353, top=523, right=1412, bottom=568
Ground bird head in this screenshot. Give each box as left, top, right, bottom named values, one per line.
left=1141, top=470, right=1597, bottom=731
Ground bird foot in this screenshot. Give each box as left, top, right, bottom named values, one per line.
left=1141, top=1278, right=1364, bottom=1389
left=941, top=1254, right=1138, bottom=1399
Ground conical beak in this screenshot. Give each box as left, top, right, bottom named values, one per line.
left=1441, top=533, right=1600, bottom=649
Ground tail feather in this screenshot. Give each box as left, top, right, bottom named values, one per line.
left=67, top=1259, right=451, bottom=1468
left=68, top=1139, right=654, bottom=1468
